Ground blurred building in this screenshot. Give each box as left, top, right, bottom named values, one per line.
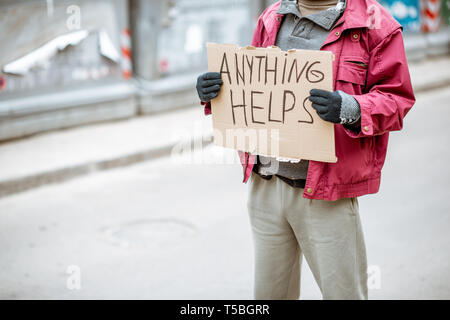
left=0, top=0, right=134, bottom=140
left=0, top=0, right=448, bottom=141
left=130, top=0, right=254, bottom=114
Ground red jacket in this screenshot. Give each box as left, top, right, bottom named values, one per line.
left=203, top=0, right=415, bottom=200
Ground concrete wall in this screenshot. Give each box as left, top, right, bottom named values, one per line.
left=0, top=0, right=135, bottom=141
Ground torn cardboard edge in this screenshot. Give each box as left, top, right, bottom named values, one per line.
left=207, top=43, right=335, bottom=60
left=207, top=42, right=338, bottom=163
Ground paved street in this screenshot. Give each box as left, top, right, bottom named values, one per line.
left=0, top=86, right=449, bottom=299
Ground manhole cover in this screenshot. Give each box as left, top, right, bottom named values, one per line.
left=99, top=218, right=197, bottom=248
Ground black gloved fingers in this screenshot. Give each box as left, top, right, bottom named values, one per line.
left=308, top=95, right=328, bottom=105
left=202, top=85, right=221, bottom=94
left=203, top=72, right=222, bottom=80
left=311, top=103, right=328, bottom=114
left=203, top=92, right=219, bottom=101
left=201, top=79, right=223, bottom=88
left=308, top=89, right=342, bottom=124
left=309, top=88, right=333, bottom=98
left=315, top=112, right=327, bottom=121
left=197, top=72, right=223, bottom=102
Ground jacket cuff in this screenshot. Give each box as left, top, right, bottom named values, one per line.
left=201, top=101, right=211, bottom=115
left=338, top=90, right=361, bottom=124
left=342, top=94, right=374, bottom=138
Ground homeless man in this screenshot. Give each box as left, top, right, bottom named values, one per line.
left=196, top=0, right=415, bottom=300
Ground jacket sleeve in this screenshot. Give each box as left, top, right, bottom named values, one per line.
left=202, top=101, right=211, bottom=115
left=251, top=14, right=266, bottom=48
left=343, top=27, right=416, bottom=138
left=201, top=13, right=266, bottom=116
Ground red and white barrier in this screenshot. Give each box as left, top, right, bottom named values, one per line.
left=120, top=28, right=132, bottom=79
left=0, top=76, right=6, bottom=91
left=421, top=0, right=442, bottom=32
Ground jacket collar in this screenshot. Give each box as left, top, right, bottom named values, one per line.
left=277, top=0, right=346, bottom=31
left=338, top=0, right=371, bottom=29
left=267, top=0, right=369, bottom=32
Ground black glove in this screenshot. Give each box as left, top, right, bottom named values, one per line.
left=196, top=72, right=223, bottom=102
left=308, top=89, right=342, bottom=124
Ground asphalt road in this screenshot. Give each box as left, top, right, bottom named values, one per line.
left=0, top=86, right=449, bottom=299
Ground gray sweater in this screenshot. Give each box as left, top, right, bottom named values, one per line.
left=257, top=0, right=359, bottom=184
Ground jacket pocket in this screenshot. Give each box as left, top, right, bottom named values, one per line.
left=337, top=56, right=368, bottom=84
left=336, top=56, right=369, bottom=94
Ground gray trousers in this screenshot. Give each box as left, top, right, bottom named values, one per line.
left=247, top=172, right=368, bottom=300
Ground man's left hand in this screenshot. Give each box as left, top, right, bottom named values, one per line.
left=308, top=89, right=342, bottom=124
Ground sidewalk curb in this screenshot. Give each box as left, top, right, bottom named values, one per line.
left=413, top=77, right=450, bottom=93
left=0, top=135, right=212, bottom=199
left=0, top=77, right=449, bottom=199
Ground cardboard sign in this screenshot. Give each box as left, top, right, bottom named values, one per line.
left=206, top=43, right=337, bottom=163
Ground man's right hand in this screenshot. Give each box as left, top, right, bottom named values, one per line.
left=196, top=72, right=223, bottom=102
